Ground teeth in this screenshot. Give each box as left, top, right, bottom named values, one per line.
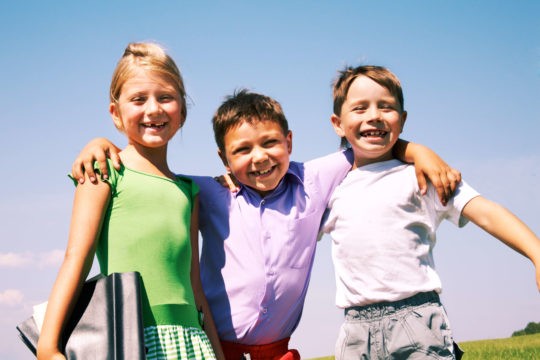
left=361, top=130, right=386, bottom=136
left=255, top=168, right=272, bottom=175
left=142, top=123, right=165, bottom=128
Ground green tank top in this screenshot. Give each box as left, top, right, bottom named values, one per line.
left=95, top=161, right=201, bottom=329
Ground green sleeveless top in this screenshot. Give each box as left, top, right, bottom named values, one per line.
left=94, top=161, right=201, bottom=329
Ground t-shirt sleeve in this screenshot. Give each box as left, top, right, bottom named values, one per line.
left=431, top=179, right=480, bottom=228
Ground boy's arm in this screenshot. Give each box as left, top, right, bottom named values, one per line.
left=189, top=196, right=225, bottom=360
left=71, top=138, right=122, bottom=184
left=394, top=139, right=461, bottom=205
left=463, top=196, right=540, bottom=290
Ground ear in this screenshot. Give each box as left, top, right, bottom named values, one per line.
left=218, top=148, right=231, bottom=173
left=400, top=111, right=407, bottom=133
left=109, top=103, right=123, bottom=131
left=286, top=130, right=293, bottom=154
left=330, top=114, right=345, bottom=137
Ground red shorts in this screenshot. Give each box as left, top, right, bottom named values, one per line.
left=220, top=337, right=301, bottom=360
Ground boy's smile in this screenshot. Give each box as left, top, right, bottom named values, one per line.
left=331, top=75, right=406, bottom=168
left=220, top=120, right=292, bottom=197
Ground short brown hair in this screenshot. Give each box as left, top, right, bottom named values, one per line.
left=332, top=65, right=404, bottom=117
left=212, top=89, right=289, bottom=152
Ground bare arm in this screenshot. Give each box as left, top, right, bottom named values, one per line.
left=71, top=138, right=122, bottom=184
left=394, top=139, right=461, bottom=205
left=463, top=196, right=540, bottom=290
left=189, top=196, right=225, bottom=360
left=37, top=180, right=111, bottom=359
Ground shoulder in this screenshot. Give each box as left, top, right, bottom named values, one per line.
left=304, top=149, right=353, bottom=168
left=175, top=175, right=200, bottom=197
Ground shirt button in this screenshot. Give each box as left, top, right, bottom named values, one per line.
left=262, top=307, right=268, bottom=314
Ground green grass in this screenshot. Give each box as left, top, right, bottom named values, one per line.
left=308, top=333, right=540, bottom=360
left=458, top=333, right=540, bottom=360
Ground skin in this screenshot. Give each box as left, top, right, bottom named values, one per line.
left=218, top=120, right=293, bottom=197
left=37, top=69, right=225, bottom=360
left=332, top=75, right=540, bottom=291
left=331, top=75, right=407, bottom=169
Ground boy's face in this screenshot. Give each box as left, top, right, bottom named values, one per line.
left=219, top=119, right=292, bottom=197
left=331, top=75, right=407, bottom=168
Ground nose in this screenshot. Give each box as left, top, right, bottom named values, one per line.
left=145, top=97, right=162, bottom=116
left=252, top=146, right=268, bottom=163
left=366, top=106, right=381, bottom=121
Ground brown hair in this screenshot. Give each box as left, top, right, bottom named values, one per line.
left=332, top=65, right=404, bottom=117
left=109, top=42, right=187, bottom=125
left=212, top=89, right=289, bottom=152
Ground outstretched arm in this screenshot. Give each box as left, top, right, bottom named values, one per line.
left=71, top=138, right=122, bottom=184
left=463, top=196, right=540, bottom=291
left=394, top=139, right=461, bottom=205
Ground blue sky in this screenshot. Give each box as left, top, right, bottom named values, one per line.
left=1, top=1, right=539, bottom=358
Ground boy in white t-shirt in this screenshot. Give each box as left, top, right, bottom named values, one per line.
left=322, top=65, right=540, bottom=360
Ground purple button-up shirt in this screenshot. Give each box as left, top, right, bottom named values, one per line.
left=190, top=150, right=352, bottom=345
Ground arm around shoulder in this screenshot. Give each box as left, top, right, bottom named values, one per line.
left=71, top=138, right=122, bottom=184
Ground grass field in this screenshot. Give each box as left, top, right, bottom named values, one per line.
left=309, top=333, right=540, bottom=360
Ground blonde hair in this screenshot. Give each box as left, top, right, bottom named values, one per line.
left=110, top=42, right=187, bottom=124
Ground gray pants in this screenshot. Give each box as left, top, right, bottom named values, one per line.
left=336, top=292, right=461, bottom=360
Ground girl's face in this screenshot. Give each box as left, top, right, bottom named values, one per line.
left=331, top=75, right=407, bottom=168
left=110, top=68, right=183, bottom=150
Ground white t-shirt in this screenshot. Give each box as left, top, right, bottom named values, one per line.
left=322, top=159, right=480, bottom=308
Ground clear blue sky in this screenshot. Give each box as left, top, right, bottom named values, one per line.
left=1, top=1, right=539, bottom=358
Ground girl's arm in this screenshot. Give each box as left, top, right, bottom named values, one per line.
left=36, top=180, right=111, bottom=360
left=189, top=196, right=225, bottom=360
left=71, top=138, right=122, bottom=184
left=463, top=196, right=540, bottom=290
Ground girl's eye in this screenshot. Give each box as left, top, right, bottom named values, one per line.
left=131, top=96, right=146, bottom=103
left=160, top=94, right=175, bottom=102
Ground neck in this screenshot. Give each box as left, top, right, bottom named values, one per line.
left=120, top=144, right=174, bottom=179
left=352, top=151, right=394, bottom=170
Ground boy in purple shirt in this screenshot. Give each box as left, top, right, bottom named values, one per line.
left=71, top=89, right=460, bottom=359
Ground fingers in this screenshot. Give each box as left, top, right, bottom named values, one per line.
left=415, top=168, right=428, bottom=196
left=72, top=157, right=87, bottom=184
left=224, top=173, right=239, bottom=192
left=432, top=169, right=451, bottom=206
left=448, top=168, right=462, bottom=186
left=94, top=150, right=109, bottom=182
left=109, top=149, right=122, bottom=170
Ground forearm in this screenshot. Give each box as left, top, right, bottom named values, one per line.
left=194, top=288, right=225, bottom=360
left=392, top=138, right=412, bottom=163
left=37, top=256, right=91, bottom=359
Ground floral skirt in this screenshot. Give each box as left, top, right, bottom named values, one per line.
left=144, top=325, right=217, bottom=360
